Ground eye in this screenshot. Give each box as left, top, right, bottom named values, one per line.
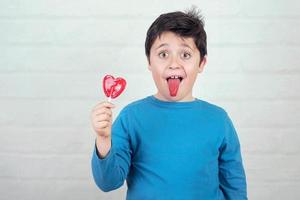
left=158, top=51, right=168, bottom=58
left=181, top=52, right=191, bottom=59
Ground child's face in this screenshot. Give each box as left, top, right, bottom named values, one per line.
left=148, top=31, right=207, bottom=102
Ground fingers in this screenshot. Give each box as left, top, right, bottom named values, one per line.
left=91, top=101, right=115, bottom=132
left=92, top=112, right=112, bottom=128
left=93, top=108, right=112, bottom=118
left=94, top=120, right=110, bottom=129
left=91, top=101, right=114, bottom=118
left=95, top=112, right=112, bottom=122
left=93, top=101, right=115, bottom=111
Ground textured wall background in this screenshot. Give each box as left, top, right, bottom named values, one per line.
left=1, top=0, right=300, bottom=199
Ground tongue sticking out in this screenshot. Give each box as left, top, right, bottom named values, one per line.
left=167, top=78, right=181, bottom=96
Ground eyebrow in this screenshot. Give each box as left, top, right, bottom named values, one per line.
left=155, top=43, right=168, bottom=50
left=155, top=43, right=194, bottom=50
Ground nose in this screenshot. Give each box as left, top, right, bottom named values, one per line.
left=168, top=56, right=181, bottom=69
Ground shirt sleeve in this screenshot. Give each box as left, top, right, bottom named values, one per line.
left=91, top=107, right=132, bottom=192
left=218, top=112, right=248, bottom=200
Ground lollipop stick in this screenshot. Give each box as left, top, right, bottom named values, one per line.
left=107, top=88, right=113, bottom=102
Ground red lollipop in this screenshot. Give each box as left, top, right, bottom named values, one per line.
left=103, top=75, right=126, bottom=102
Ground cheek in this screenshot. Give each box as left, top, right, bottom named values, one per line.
left=185, top=68, right=199, bottom=84
left=152, top=54, right=170, bottom=66
left=151, top=65, right=164, bottom=75
left=185, top=64, right=199, bottom=76
left=151, top=69, right=164, bottom=84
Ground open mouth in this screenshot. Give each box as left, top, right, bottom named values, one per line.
left=166, top=75, right=183, bottom=82
left=165, top=75, right=184, bottom=97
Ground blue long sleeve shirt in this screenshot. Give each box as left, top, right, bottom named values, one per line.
left=91, top=95, right=247, bottom=200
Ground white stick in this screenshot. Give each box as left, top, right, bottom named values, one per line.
left=108, top=96, right=112, bottom=102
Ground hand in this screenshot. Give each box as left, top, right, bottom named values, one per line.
left=90, top=101, right=116, bottom=138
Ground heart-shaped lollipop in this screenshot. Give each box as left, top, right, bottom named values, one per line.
left=103, top=75, right=126, bottom=102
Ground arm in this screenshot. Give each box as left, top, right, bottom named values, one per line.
left=91, top=108, right=132, bottom=192
left=218, top=113, right=248, bottom=200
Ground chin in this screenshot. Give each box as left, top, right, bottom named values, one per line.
left=156, top=88, right=192, bottom=102
left=170, top=92, right=194, bottom=102
left=165, top=93, right=186, bottom=102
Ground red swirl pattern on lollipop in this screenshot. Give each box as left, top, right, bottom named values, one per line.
left=103, top=75, right=126, bottom=102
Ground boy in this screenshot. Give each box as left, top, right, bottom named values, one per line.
left=90, top=8, right=247, bottom=200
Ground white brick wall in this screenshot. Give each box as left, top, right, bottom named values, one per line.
left=1, top=0, right=300, bottom=199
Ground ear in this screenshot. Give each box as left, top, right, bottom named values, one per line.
left=147, top=60, right=152, bottom=71
left=198, top=55, right=207, bottom=73
left=148, top=64, right=152, bottom=71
